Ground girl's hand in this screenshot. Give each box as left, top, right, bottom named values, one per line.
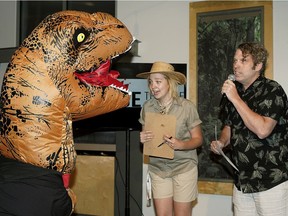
left=163, top=135, right=176, bottom=149
left=140, top=131, right=154, bottom=143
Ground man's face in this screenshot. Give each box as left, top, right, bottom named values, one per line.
left=233, top=49, right=262, bottom=89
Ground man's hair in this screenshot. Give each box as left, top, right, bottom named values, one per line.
left=237, top=42, right=268, bottom=76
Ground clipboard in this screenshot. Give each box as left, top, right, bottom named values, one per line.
left=143, top=112, right=176, bottom=159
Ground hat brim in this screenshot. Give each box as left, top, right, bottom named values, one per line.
left=136, top=71, right=186, bottom=85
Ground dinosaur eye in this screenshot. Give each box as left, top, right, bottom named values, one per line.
left=73, top=28, right=89, bottom=49
left=77, top=33, right=85, bottom=43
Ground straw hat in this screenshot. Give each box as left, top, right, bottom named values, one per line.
left=136, top=61, right=186, bottom=85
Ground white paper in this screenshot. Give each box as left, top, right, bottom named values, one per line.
left=215, top=125, right=239, bottom=172
left=216, top=145, right=239, bottom=172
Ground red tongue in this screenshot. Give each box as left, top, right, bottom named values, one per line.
left=95, top=60, right=114, bottom=76
left=74, top=61, right=128, bottom=90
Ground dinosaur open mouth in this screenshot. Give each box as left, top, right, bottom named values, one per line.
left=74, top=60, right=131, bottom=95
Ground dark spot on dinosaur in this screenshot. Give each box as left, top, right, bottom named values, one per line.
left=13, top=125, right=18, bottom=132
left=116, top=25, right=125, bottom=29
left=32, top=96, right=52, bottom=107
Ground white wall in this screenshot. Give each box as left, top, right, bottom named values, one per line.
left=0, top=1, right=17, bottom=48
left=273, top=1, right=288, bottom=94
left=116, top=1, right=288, bottom=216
left=116, top=1, right=189, bottom=64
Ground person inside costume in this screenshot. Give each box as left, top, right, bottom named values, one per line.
left=0, top=10, right=133, bottom=216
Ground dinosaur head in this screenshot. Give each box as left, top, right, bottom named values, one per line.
left=20, top=10, right=134, bottom=120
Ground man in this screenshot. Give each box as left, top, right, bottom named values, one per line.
left=211, top=42, right=288, bottom=216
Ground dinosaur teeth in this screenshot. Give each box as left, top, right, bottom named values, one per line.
left=110, top=84, right=132, bottom=95
left=111, top=54, right=119, bottom=59
left=111, top=37, right=135, bottom=60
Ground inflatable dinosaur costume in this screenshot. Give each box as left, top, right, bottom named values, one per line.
left=0, top=10, right=133, bottom=215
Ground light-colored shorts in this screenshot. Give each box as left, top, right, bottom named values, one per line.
left=233, top=180, right=288, bottom=216
left=149, top=166, right=198, bottom=202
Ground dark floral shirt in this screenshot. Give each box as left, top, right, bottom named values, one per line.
left=221, top=75, right=288, bottom=193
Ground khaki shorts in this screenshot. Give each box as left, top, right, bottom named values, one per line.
left=149, top=167, right=198, bottom=202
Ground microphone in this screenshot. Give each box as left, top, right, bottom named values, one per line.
left=227, top=74, right=235, bottom=82
left=219, top=74, right=235, bottom=107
